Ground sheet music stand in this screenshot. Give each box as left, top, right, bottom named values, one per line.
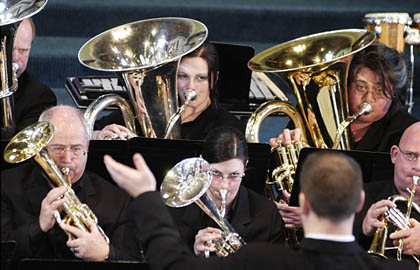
left=289, top=148, right=394, bottom=206
left=127, top=138, right=270, bottom=196
left=18, top=258, right=147, bottom=270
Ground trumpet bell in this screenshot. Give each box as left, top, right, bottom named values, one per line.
left=0, top=0, right=48, bottom=26
left=161, top=158, right=212, bottom=207
left=3, top=121, right=53, bottom=163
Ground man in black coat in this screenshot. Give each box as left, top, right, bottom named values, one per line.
left=104, top=148, right=414, bottom=269
left=2, top=18, right=56, bottom=139
left=1, top=105, right=140, bottom=262
left=354, top=122, right=420, bottom=267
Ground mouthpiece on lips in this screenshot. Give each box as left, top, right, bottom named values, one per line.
left=359, top=103, right=372, bottom=115
left=184, top=89, right=197, bottom=102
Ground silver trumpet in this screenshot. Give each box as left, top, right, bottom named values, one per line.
left=161, top=158, right=245, bottom=257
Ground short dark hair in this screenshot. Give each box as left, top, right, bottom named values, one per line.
left=183, top=41, right=220, bottom=106
left=202, top=126, right=248, bottom=165
left=300, top=151, right=362, bottom=222
left=348, top=43, right=409, bottom=106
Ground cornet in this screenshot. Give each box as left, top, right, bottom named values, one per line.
left=368, top=176, right=420, bottom=265
left=160, top=158, right=246, bottom=257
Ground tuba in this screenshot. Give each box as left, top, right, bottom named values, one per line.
left=79, top=17, right=207, bottom=139
left=3, top=121, right=109, bottom=244
left=0, top=0, right=48, bottom=139
left=160, top=158, right=246, bottom=257
left=368, top=176, right=420, bottom=265
left=245, top=29, right=375, bottom=246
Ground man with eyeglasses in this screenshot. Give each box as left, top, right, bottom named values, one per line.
left=354, top=121, right=420, bottom=266
left=1, top=105, right=140, bottom=262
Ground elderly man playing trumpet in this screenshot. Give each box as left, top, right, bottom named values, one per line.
left=354, top=122, right=420, bottom=267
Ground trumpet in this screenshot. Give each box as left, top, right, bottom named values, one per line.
left=160, top=158, right=245, bottom=257
left=3, top=121, right=109, bottom=244
left=368, top=176, right=420, bottom=265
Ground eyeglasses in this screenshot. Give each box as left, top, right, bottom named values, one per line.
left=47, top=145, right=87, bottom=157
left=351, top=83, right=389, bottom=99
left=210, top=169, right=244, bottom=182
left=398, top=147, right=419, bottom=162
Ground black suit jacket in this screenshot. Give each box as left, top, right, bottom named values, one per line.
left=1, top=162, right=140, bottom=261
left=168, top=185, right=285, bottom=252
left=130, top=191, right=414, bottom=270
left=353, top=180, right=419, bottom=268
left=13, top=71, right=57, bottom=133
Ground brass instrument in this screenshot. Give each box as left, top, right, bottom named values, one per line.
left=79, top=17, right=207, bottom=139
left=3, top=121, right=109, bottom=244
left=245, top=29, right=376, bottom=246
left=160, top=158, right=246, bottom=257
left=0, top=0, right=48, bottom=139
left=368, top=176, right=420, bottom=265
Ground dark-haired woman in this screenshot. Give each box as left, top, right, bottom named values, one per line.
left=94, top=41, right=244, bottom=140
left=169, top=126, right=285, bottom=257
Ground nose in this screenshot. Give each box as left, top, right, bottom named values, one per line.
left=60, top=149, right=73, bottom=164
left=12, top=49, right=20, bottom=63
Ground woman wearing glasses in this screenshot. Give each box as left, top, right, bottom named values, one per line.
left=168, top=126, right=285, bottom=257
left=273, top=43, right=418, bottom=153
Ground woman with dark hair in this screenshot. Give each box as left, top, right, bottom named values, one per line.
left=93, top=41, right=244, bottom=140
left=346, top=43, right=418, bottom=151
left=272, top=43, right=418, bottom=153
left=168, top=126, right=285, bottom=257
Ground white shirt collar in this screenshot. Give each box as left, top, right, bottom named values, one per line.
left=305, top=233, right=355, bottom=242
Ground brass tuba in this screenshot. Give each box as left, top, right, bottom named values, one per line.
left=79, top=17, right=207, bottom=139
left=245, top=29, right=375, bottom=247
left=0, top=0, right=48, bottom=139
left=368, top=176, right=420, bottom=265
left=160, top=158, right=246, bottom=257
left=3, top=121, right=109, bottom=244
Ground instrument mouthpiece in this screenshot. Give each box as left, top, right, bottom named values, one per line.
left=359, top=103, right=372, bottom=115
left=184, top=89, right=197, bottom=101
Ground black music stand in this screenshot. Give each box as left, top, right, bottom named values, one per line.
left=288, top=148, right=394, bottom=207
left=18, top=259, right=147, bottom=270
left=126, top=137, right=270, bottom=196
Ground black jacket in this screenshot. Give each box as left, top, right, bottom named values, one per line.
left=1, top=162, right=140, bottom=261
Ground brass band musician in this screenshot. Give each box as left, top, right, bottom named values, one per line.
left=1, top=105, right=140, bottom=261
left=353, top=122, right=420, bottom=267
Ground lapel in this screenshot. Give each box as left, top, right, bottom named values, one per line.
left=230, top=186, right=252, bottom=237
left=24, top=166, right=51, bottom=216
left=79, top=172, right=98, bottom=211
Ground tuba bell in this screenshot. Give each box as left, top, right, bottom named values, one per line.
left=245, top=29, right=376, bottom=247
left=160, top=157, right=246, bottom=257
left=3, top=121, right=109, bottom=244
left=78, top=17, right=207, bottom=139
left=0, top=0, right=48, bottom=139
left=368, top=176, right=420, bottom=265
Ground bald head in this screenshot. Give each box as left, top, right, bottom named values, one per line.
left=13, top=18, right=35, bottom=78
left=399, top=122, right=420, bottom=149
left=39, top=105, right=90, bottom=144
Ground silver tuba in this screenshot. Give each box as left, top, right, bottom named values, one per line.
left=160, top=158, right=246, bottom=257
left=79, top=17, right=207, bottom=139
left=0, top=0, right=48, bottom=139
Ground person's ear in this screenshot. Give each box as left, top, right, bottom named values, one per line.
left=355, top=190, right=365, bottom=214
left=299, top=192, right=311, bottom=215
left=390, top=145, right=399, bottom=165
